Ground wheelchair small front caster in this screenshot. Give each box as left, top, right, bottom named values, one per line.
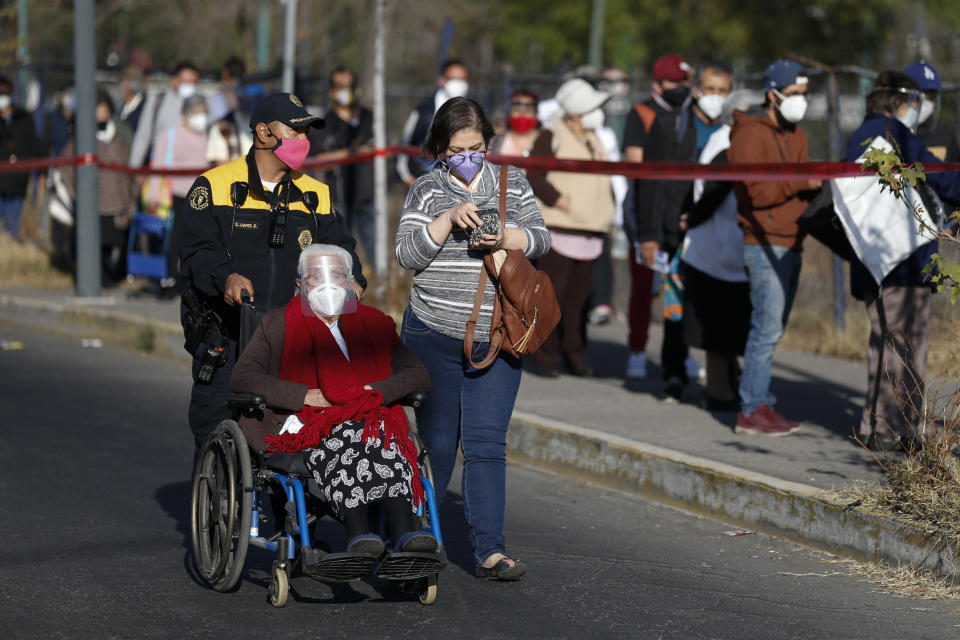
left=269, top=566, right=289, bottom=608
left=418, top=574, right=437, bottom=605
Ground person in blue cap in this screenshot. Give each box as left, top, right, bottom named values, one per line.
left=904, top=61, right=960, bottom=167
left=726, top=59, right=821, bottom=436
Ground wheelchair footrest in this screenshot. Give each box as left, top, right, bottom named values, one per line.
left=374, top=550, right=447, bottom=581
left=300, top=547, right=378, bottom=582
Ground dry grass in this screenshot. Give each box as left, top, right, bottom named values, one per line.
left=0, top=232, right=73, bottom=290
left=831, top=556, right=960, bottom=604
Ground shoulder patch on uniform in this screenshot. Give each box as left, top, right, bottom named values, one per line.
left=297, top=229, right=312, bottom=249
left=189, top=185, right=210, bottom=210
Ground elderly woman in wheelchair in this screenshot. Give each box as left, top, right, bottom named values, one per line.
left=195, top=243, right=444, bottom=604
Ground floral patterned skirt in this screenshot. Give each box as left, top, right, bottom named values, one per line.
left=301, top=420, right=416, bottom=519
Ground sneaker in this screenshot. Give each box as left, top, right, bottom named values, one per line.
left=758, top=404, right=799, bottom=431
left=685, top=355, right=706, bottom=383
left=735, top=406, right=800, bottom=436
left=625, top=352, right=647, bottom=379
left=663, top=376, right=685, bottom=403
left=588, top=304, right=613, bottom=326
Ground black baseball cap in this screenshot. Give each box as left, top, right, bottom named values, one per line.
left=249, top=92, right=324, bottom=131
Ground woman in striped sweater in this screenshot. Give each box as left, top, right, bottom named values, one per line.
left=395, top=97, right=550, bottom=581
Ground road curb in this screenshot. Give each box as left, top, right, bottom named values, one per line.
left=0, top=293, right=188, bottom=361
left=4, top=292, right=956, bottom=578
left=506, top=411, right=960, bottom=578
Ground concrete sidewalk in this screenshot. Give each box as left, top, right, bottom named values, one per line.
left=1, top=286, right=957, bottom=577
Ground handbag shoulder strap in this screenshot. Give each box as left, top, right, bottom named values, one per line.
left=463, top=164, right=510, bottom=369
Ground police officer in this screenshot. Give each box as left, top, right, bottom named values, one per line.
left=179, top=92, right=366, bottom=447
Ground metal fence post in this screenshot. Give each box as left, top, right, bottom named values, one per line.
left=74, top=0, right=100, bottom=298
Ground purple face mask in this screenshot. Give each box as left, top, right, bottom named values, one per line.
left=445, top=151, right=485, bottom=183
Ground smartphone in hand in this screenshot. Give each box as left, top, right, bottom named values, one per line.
left=470, top=208, right=501, bottom=245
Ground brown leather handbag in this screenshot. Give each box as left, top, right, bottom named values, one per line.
left=464, top=165, right=561, bottom=369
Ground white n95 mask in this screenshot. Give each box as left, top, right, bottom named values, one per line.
left=775, top=92, right=807, bottom=124
left=697, top=94, right=725, bottom=121
left=308, top=284, right=347, bottom=318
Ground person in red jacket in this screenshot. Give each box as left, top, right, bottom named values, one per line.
left=727, top=59, right=821, bottom=436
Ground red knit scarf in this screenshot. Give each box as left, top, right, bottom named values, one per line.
left=264, top=299, right=422, bottom=504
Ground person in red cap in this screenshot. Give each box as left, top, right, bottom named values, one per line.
left=621, top=55, right=693, bottom=384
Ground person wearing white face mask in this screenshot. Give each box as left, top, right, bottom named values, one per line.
left=397, top=59, right=470, bottom=187
left=904, top=61, right=960, bottom=170
left=147, top=94, right=212, bottom=294
left=58, top=91, right=137, bottom=284
left=526, top=78, right=614, bottom=377
left=308, top=67, right=376, bottom=261
left=841, top=70, right=960, bottom=452
left=230, top=244, right=439, bottom=563
left=129, top=60, right=205, bottom=168
left=636, top=61, right=733, bottom=402
left=727, top=58, right=821, bottom=437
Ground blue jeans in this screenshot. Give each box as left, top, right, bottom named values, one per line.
left=738, top=244, right=801, bottom=416
left=0, top=195, right=25, bottom=237
left=400, top=307, right=522, bottom=566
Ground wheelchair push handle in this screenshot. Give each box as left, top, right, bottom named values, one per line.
left=240, top=288, right=253, bottom=306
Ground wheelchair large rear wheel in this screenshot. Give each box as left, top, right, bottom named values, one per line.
left=190, top=420, right=253, bottom=592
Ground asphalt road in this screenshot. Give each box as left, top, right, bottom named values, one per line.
left=2, top=327, right=959, bottom=639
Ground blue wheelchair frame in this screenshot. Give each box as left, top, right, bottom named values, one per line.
left=249, top=471, right=444, bottom=560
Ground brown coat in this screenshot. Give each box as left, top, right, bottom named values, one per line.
left=229, top=307, right=430, bottom=450
left=61, top=128, right=137, bottom=225
left=728, top=110, right=814, bottom=251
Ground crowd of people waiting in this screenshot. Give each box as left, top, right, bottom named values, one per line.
left=1, top=52, right=958, bottom=466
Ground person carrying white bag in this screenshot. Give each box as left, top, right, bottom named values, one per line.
left=832, top=70, right=960, bottom=452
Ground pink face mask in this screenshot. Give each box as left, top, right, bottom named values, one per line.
left=269, top=130, right=311, bottom=170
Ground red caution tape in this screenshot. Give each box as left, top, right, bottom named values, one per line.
left=2, top=145, right=958, bottom=182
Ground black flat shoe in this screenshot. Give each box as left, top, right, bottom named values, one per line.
left=474, top=557, right=527, bottom=581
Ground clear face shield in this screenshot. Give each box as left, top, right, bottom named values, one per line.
left=297, top=252, right=358, bottom=319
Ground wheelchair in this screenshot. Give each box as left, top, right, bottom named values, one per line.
left=188, top=298, right=446, bottom=607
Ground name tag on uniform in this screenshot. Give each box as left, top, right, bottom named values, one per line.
left=234, top=221, right=259, bottom=230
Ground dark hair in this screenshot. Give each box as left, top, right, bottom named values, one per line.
left=423, top=97, right=494, bottom=158
left=510, top=88, right=539, bottom=105
left=328, top=66, right=355, bottom=89
left=866, top=70, right=919, bottom=114
left=0, top=75, right=11, bottom=91
left=173, top=60, right=198, bottom=76
left=96, top=89, right=114, bottom=116
left=223, top=56, right=245, bottom=80
left=441, top=59, right=468, bottom=76
left=697, top=61, right=733, bottom=83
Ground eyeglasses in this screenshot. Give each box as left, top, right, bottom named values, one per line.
left=446, top=151, right=486, bottom=166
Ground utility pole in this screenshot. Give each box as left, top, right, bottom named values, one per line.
left=588, top=0, right=607, bottom=68
left=372, top=0, right=388, bottom=299
left=74, top=0, right=100, bottom=297
left=281, top=0, right=298, bottom=93
left=15, top=0, right=29, bottom=107
left=256, top=0, right=271, bottom=73
left=790, top=53, right=846, bottom=332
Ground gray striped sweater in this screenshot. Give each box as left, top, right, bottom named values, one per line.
left=395, top=162, right=550, bottom=341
